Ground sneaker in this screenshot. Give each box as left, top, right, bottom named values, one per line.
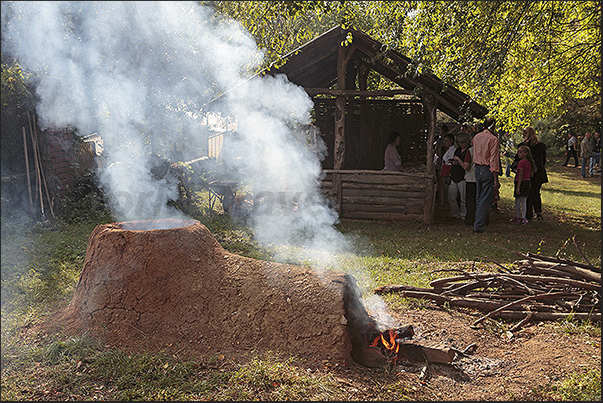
left=509, top=217, right=520, bottom=223
left=536, top=214, right=544, bottom=221
left=521, top=218, right=528, bottom=225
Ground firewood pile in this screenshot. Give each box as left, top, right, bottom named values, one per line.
left=374, top=252, right=600, bottom=331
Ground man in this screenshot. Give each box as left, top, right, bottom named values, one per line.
left=590, top=132, right=600, bottom=175
left=471, top=118, right=500, bottom=233
left=580, top=132, right=593, bottom=178
left=562, top=132, right=578, bottom=167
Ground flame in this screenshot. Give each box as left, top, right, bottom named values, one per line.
left=369, top=329, right=400, bottom=355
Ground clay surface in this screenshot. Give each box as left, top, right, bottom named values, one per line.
left=59, top=219, right=374, bottom=364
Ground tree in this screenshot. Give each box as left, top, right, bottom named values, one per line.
left=211, top=1, right=601, bottom=132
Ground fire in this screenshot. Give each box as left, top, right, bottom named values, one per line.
left=369, top=329, right=400, bottom=355
left=368, top=325, right=414, bottom=364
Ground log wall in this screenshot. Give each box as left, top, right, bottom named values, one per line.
left=321, top=170, right=436, bottom=223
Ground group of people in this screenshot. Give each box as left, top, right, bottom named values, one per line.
left=563, top=131, right=601, bottom=177
left=385, top=117, right=550, bottom=233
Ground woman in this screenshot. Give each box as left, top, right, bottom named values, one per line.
left=448, top=132, right=471, bottom=221
left=383, top=131, right=403, bottom=171
left=513, top=127, right=548, bottom=220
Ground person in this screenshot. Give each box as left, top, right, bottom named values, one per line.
left=510, top=145, right=536, bottom=225
left=501, top=131, right=515, bottom=177
left=434, top=126, right=452, bottom=205
left=562, top=132, right=578, bottom=167
left=471, top=118, right=500, bottom=233
left=580, top=132, right=593, bottom=178
left=464, top=144, right=477, bottom=227
left=448, top=132, right=471, bottom=221
left=589, top=132, right=600, bottom=176
left=513, top=126, right=548, bottom=220
left=491, top=139, right=503, bottom=212
left=436, top=133, right=455, bottom=205
left=383, top=131, right=403, bottom=171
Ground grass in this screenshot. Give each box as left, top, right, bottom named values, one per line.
left=1, top=157, right=600, bottom=401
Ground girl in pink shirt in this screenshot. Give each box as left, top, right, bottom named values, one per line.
left=511, top=145, right=537, bottom=224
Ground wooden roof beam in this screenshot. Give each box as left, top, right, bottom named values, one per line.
left=369, top=61, right=464, bottom=119
left=304, top=88, right=414, bottom=97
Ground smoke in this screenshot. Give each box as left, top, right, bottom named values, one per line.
left=2, top=1, right=396, bottom=327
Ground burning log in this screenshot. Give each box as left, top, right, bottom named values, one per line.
left=368, top=325, right=475, bottom=369
left=373, top=252, right=600, bottom=331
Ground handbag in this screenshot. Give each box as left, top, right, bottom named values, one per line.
left=440, top=164, right=452, bottom=177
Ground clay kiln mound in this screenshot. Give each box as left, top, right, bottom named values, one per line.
left=58, top=218, right=380, bottom=366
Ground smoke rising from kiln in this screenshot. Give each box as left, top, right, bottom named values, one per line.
left=2, top=1, right=264, bottom=221
left=2, top=1, right=395, bottom=327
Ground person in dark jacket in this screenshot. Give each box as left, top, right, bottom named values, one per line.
left=513, top=126, right=548, bottom=220
left=563, top=132, right=579, bottom=167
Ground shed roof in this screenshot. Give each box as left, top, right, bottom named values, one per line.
left=263, top=26, right=488, bottom=121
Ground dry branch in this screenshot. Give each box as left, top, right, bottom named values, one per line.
left=373, top=252, right=601, bottom=329
left=471, top=292, right=574, bottom=327
left=572, top=235, right=592, bottom=266
left=525, top=252, right=600, bottom=273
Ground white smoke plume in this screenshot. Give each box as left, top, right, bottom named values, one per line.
left=2, top=1, right=396, bottom=326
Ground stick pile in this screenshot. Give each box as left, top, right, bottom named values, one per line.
left=374, top=252, right=600, bottom=331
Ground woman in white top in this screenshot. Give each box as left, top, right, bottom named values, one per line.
left=383, top=131, right=403, bottom=171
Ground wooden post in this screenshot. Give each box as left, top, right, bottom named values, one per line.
left=421, top=93, right=438, bottom=225
left=421, top=93, right=437, bottom=177
left=332, top=173, right=342, bottom=216
left=33, top=115, right=55, bottom=219
left=28, top=111, right=43, bottom=216
left=334, top=43, right=353, bottom=170
left=22, top=127, right=34, bottom=214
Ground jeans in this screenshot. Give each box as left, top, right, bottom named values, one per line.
left=465, top=181, right=476, bottom=225
left=590, top=153, right=600, bottom=175
left=474, top=166, right=494, bottom=232
left=581, top=158, right=589, bottom=177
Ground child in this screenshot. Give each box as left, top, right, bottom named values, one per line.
left=511, top=145, right=537, bottom=224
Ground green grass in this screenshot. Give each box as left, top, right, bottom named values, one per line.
left=1, top=158, right=600, bottom=401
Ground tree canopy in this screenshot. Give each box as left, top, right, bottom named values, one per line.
left=2, top=1, right=600, bottom=135
left=209, top=1, right=601, bottom=133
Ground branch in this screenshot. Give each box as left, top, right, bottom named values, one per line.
left=471, top=292, right=573, bottom=327
left=526, top=252, right=600, bottom=273
left=572, top=235, right=592, bottom=266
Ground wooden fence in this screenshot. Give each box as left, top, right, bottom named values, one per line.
left=320, top=170, right=436, bottom=223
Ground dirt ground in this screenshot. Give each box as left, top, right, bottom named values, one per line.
left=340, top=304, right=601, bottom=400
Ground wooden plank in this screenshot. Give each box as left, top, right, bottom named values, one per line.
left=325, top=169, right=430, bottom=178
left=343, top=188, right=425, bottom=198
left=341, top=174, right=427, bottom=186
left=342, top=203, right=424, bottom=214
left=342, top=195, right=424, bottom=206
left=342, top=182, right=426, bottom=193
left=342, top=210, right=424, bottom=221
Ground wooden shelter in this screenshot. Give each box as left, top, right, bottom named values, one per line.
left=263, top=26, right=488, bottom=224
